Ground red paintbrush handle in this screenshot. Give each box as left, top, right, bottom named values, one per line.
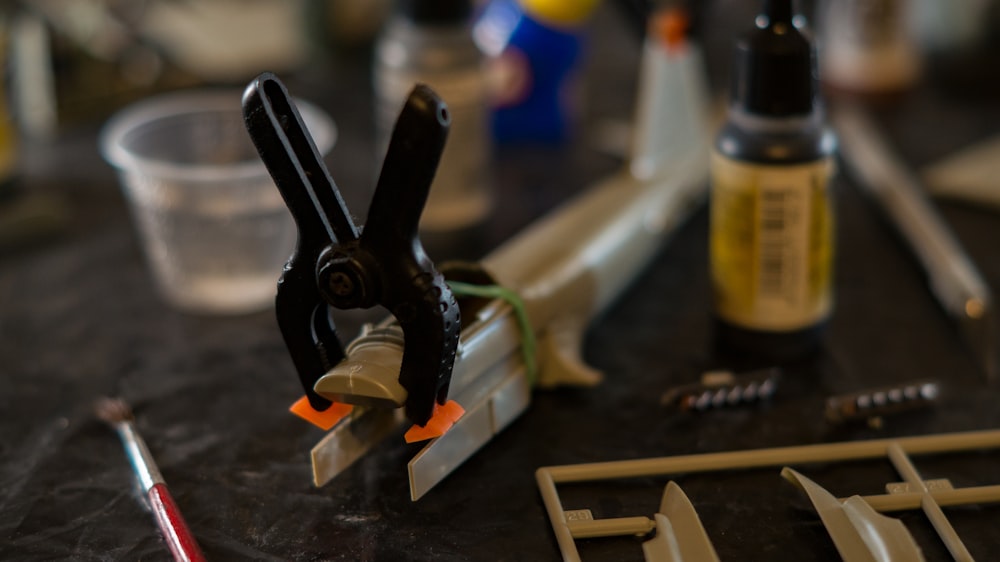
left=148, top=483, right=207, bottom=562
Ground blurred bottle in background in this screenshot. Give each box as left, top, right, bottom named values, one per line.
left=910, top=0, right=991, bottom=55
left=307, top=0, right=391, bottom=53
left=628, top=7, right=710, bottom=181
left=909, top=0, right=999, bottom=97
left=0, top=12, right=18, bottom=196
left=818, top=0, right=921, bottom=96
left=473, top=0, right=600, bottom=145
left=373, top=0, right=493, bottom=233
left=0, top=8, right=70, bottom=255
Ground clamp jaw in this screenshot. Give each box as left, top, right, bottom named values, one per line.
left=242, top=73, right=460, bottom=427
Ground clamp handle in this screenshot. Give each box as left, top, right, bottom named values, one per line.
left=243, top=73, right=356, bottom=411
left=242, top=73, right=460, bottom=426
left=359, top=86, right=461, bottom=425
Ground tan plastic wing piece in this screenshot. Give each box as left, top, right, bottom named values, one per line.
left=642, top=481, right=721, bottom=562
left=782, top=468, right=925, bottom=562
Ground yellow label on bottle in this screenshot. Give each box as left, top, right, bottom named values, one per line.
left=710, top=153, right=835, bottom=331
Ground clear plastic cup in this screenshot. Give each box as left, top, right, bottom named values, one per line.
left=101, top=90, right=336, bottom=314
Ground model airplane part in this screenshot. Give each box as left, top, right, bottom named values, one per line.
left=884, top=443, right=974, bottom=561
left=642, top=482, right=720, bottom=562
left=538, top=429, right=1000, bottom=561
left=534, top=478, right=718, bottom=562
left=834, top=106, right=996, bottom=381
left=781, top=468, right=924, bottom=562
left=923, top=134, right=1000, bottom=208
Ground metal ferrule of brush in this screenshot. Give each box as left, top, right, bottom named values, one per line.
left=118, top=423, right=165, bottom=491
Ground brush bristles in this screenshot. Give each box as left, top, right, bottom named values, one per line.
left=94, top=396, right=135, bottom=425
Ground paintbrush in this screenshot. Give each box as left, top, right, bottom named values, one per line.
left=95, top=397, right=206, bottom=562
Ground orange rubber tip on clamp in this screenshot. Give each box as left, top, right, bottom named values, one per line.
left=289, top=396, right=353, bottom=430
left=404, top=400, right=465, bottom=443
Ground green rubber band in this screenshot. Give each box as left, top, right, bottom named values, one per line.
left=447, top=280, right=537, bottom=386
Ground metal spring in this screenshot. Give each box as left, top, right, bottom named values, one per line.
left=662, top=368, right=782, bottom=412
left=825, top=380, right=940, bottom=424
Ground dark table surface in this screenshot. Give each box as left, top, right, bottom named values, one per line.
left=4, top=3, right=1000, bottom=561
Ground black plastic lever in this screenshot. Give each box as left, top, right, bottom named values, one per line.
left=242, top=72, right=460, bottom=426
left=242, top=73, right=353, bottom=412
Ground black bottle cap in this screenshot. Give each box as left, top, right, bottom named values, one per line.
left=731, top=0, right=816, bottom=117
left=398, top=0, right=471, bottom=24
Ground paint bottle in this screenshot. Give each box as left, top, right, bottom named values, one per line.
left=709, top=0, right=837, bottom=360
left=373, top=0, right=492, bottom=232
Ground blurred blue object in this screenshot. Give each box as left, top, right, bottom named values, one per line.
left=474, top=0, right=597, bottom=144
